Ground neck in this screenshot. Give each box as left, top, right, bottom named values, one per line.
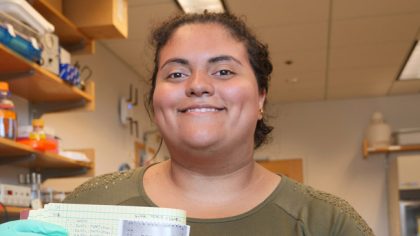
left=160, top=157, right=261, bottom=200
left=164, top=137, right=256, bottom=176
left=143, top=152, right=281, bottom=218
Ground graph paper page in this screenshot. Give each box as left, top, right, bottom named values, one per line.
left=28, top=203, right=187, bottom=236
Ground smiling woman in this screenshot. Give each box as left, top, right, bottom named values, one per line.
left=0, top=12, right=374, bottom=236
left=153, top=23, right=264, bottom=156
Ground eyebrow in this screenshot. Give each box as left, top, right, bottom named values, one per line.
left=160, top=55, right=243, bottom=70
left=160, top=58, right=189, bottom=70
left=208, top=55, right=243, bottom=66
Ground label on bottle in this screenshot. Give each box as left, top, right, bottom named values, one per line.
left=0, top=110, right=17, bottom=139
left=0, top=110, right=16, bottom=119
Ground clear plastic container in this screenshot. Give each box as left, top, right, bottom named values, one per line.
left=0, top=81, right=17, bottom=140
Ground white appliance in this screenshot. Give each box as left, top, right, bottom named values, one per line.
left=0, top=184, right=31, bottom=207
left=0, top=0, right=54, bottom=34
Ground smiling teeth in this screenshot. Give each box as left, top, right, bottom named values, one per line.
left=186, top=108, right=220, bottom=112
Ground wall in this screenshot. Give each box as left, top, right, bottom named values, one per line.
left=255, top=93, right=420, bottom=236
left=43, top=42, right=154, bottom=175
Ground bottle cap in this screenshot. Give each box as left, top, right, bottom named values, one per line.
left=32, top=119, right=44, bottom=127
left=0, top=82, right=9, bottom=91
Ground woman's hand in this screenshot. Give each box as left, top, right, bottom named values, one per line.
left=0, top=219, right=68, bottom=236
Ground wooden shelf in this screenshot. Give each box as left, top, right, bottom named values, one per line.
left=4, top=206, right=29, bottom=216
left=362, top=139, right=420, bottom=159
left=29, top=0, right=94, bottom=53
left=0, top=2, right=96, bottom=179
left=0, top=137, right=93, bottom=169
left=0, top=206, right=28, bottom=221
left=0, top=44, right=94, bottom=107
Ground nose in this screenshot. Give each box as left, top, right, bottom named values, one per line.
left=185, top=72, right=215, bottom=97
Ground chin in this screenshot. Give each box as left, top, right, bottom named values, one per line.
left=184, top=138, right=221, bottom=150
left=178, top=133, right=224, bottom=151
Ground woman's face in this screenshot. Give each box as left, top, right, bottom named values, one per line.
left=153, top=23, right=265, bottom=152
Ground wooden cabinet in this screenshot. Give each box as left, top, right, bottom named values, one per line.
left=0, top=1, right=98, bottom=221
left=29, top=0, right=95, bottom=54
left=0, top=2, right=96, bottom=176
left=0, top=45, right=95, bottom=174
left=257, top=159, right=303, bottom=183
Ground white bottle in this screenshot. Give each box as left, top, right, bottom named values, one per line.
left=366, top=112, right=392, bottom=148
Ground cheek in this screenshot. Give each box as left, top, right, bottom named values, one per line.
left=222, top=82, right=260, bottom=110
left=152, top=83, right=182, bottom=120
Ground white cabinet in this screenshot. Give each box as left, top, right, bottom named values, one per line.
left=388, top=155, right=420, bottom=236
left=397, top=155, right=420, bottom=190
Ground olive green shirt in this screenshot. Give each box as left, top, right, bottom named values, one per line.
left=64, top=167, right=374, bottom=236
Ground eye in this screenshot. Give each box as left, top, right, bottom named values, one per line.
left=167, top=72, right=187, bottom=79
left=213, top=69, right=235, bottom=78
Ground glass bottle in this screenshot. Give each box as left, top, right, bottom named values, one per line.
left=0, top=81, right=17, bottom=140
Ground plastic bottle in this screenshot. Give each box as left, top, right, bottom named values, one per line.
left=29, top=119, right=46, bottom=141
left=20, top=118, right=58, bottom=152
left=28, top=118, right=46, bottom=151
left=0, top=81, right=17, bottom=140
left=366, top=112, right=392, bottom=148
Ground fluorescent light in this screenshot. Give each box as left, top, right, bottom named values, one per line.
left=176, top=0, right=226, bottom=13
left=399, top=41, right=420, bottom=80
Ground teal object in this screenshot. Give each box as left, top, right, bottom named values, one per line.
left=0, top=220, right=68, bottom=236
left=0, top=25, right=42, bottom=62
left=0, top=27, right=12, bottom=44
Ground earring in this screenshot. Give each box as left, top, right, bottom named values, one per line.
left=258, top=108, right=264, bottom=119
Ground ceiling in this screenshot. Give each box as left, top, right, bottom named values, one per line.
left=102, top=0, right=420, bottom=103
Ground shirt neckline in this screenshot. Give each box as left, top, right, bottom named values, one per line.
left=137, top=163, right=288, bottom=223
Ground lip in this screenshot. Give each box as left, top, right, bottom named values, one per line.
left=178, top=104, right=226, bottom=113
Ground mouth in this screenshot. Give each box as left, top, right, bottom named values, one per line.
left=178, top=105, right=226, bottom=113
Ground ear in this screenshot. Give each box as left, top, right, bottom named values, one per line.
left=258, top=90, right=266, bottom=120
left=258, top=90, right=266, bottom=109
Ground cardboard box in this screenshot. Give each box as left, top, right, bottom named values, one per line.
left=63, top=0, right=128, bottom=39
left=44, top=0, right=62, bottom=13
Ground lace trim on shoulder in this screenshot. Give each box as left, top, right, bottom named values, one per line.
left=65, top=169, right=137, bottom=201
left=291, top=181, right=374, bottom=235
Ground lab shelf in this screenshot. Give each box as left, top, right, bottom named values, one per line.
left=362, top=139, right=420, bottom=159
left=0, top=44, right=94, bottom=107
left=3, top=206, right=28, bottom=216
left=0, top=137, right=93, bottom=169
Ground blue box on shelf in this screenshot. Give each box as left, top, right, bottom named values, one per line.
left=0, top=24, right=42, bottom=62
left=0, top=25, right=12, bottom=44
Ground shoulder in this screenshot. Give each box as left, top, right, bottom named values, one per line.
left=64, top=167, right=144, bottom=204
left=273, top=177, right=374, bottom=236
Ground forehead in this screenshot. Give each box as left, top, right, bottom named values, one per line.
left=159, top=23, right=248, bottom=63
left=172, top=23, right=235, bottom=40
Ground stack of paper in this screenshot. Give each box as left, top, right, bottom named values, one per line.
left=28, top=203, right=190, bottom=236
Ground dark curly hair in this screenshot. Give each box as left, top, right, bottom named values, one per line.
left=146, top=12, right=273, bottom=149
